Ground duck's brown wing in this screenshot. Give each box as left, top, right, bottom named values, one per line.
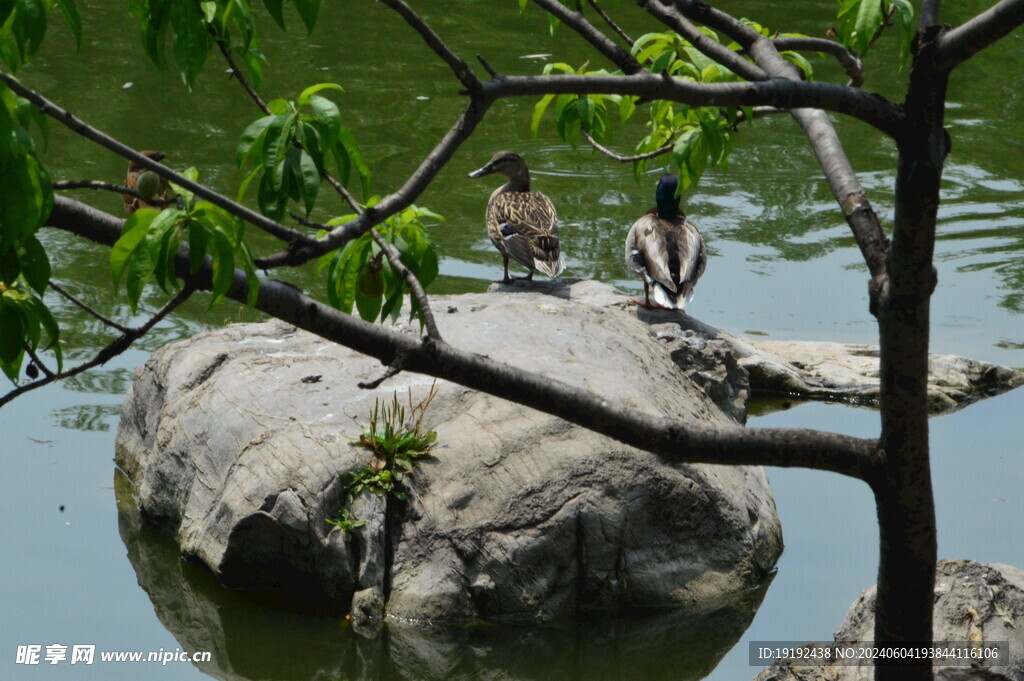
left=487, top=191, right=563, bottom=275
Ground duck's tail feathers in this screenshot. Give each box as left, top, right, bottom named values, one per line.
left=651, top=281, right=694, bottom=310
left=533, top=254, right=565, bottom=278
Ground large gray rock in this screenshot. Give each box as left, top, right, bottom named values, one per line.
left=753, top=559, right=1024, bottom=681
left=116, top=468, right=774, bottom=681
left=115, top=282, right=782, bottom=625
left=494, top=279, right=1024, bottom=413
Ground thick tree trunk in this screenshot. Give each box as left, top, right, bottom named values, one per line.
left=872, top=26, right=950, bottom=680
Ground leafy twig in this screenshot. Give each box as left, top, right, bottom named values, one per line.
left=0, top=71, right=314, bottom=249
left=0, top=284, right=195, bottom=409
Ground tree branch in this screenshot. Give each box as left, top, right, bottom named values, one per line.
left=0, top=71, right=315, bottom=250
left=583, top=128, right=674, bottom=163
left=0, top=279, right=194, bottom=409
left=582, top=106, right=784, bottom=163
left=531, top=0, right=643, bottom=74
left=22, top=343, right=55, bottom=379
left=202, top=5, right=443, bottom=340
left=49, top=281, right=132, bottom=333
left=256, top=96, right=493, bottom=268
left=585, top=0, right=634, bottom=47
left=772, top=36, right=864, bottom=87
left=45, top=195, right=884, bottom=482
left=790, top=108, right=889, bottom=282
left=482, top=74, right=902, bottom=135
left=934, top=0, right=1024, bottom=72
left=656, top=1, right=891, bottom=293
left=643, top=1, right=767, bottom=82
left=208, top=24, right=272, bottom=115
left=377, top=0, right=483, bottom=93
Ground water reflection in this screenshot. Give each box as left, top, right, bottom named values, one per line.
left=116, top=473, right=771, bottom=681
left=49, top=403, right=120, bottom=432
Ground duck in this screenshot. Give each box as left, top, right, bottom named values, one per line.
left=124, top=151, right=168, bottom=217
left=625, top=172, right=706, bottom=310
left=467, top=150, right=565, bottom=283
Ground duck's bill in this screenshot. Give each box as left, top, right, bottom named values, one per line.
left=467, top=164, right=493, bottom=178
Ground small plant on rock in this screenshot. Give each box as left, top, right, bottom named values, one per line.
left=326, top=383, right=439, bottom=530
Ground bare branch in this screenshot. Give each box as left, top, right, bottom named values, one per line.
left=772, top=36, right=864, bottom=87
left=586, top=0, right=634, bottom=47
left=52, top=180, right=179, bottom=210
left=358, top=351, right=408, bottom=389
left=476, top=54, right=499, bottom=79
left=790, top=108, right=889, bottom=281
left=323, top=173, right=363, bottom=214
left=643, top=1, right=767, bottom=82
left=583, top=128, right=673, bottom=163
left=55, top=180, right=129, bottom=196
left=531, top=0, right=642, bottom=74
left=934, top=0, right=1024, bottom=72
left=0, top=279, right=194, bottom=409
left=45, top=195, right=884, bottom=482
left=209, top=25, right=272, bottom=115
left=0, top=71, right=315, bottom=250
left=49, top=281, right=132, bottom=333
left=378, top=0, right=483, bottom=92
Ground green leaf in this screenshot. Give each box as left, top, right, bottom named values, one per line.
left=125, top=239, right=156, bottom=312
left=782, top=51, right=814, bottom=80
left=650, top=49, right=675, bottom=74
left=0, top=299, right=24, bottom=363
left=309, top=93, right=341, bottom=148
left=337, top=125, right=369, bottom=196
left=354, top=278, right=383, bottom=322
left=188, top=219, right=208, bottom=274
left=531, top=93, right=555, bottom=135
left=298, top=82, right=343, bottom=107
left=16, top=233, right=50, bottom=295
left=293, top=0, right=321, bottom=34
left=890, top=0, right=915, bottom=71
left=237, top=164, right=261, bottom=202
left=853, top=0, right=884, bottom=54
left=262, top=0, right=285, bottom=28
left=111, top=209, right=157, bottom=289
left=53, top=0, right=82, bottom=50
left=261, top=112, right=295, bottom=175
left=28, top=294, right=61, bottom=369
left=171, top=0, right=211, bottom=90
left=297, top=148, right=320, bottom=216
left=576, top=97, right=596, bottom=130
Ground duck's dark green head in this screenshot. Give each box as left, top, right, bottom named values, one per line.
left=655, top=173, right=681, bottom=219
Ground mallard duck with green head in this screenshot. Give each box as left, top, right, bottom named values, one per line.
left=468, top=151, right=565, bottom=283
left=625, top=173, right=706, bottom=310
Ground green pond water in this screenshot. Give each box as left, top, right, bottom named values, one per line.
left=2, top=1, right=1023, bottom=680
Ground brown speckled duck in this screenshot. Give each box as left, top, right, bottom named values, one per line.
left=468, top=151, right=565, bottom=283
left=625, top=172, right=706, bottom=310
